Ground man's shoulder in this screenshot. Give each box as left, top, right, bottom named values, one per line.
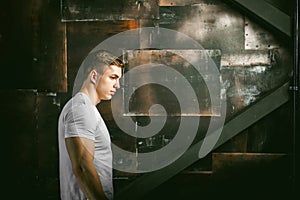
left=61, top=95, right=93, bottom=119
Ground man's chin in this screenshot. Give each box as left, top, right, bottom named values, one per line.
left=103, top=96, right=113, bottom=101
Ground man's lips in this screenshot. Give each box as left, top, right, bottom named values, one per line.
left=110, top=90, right=116, bottom=95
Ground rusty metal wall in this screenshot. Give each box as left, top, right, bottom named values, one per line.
left=0, top=0, right=294, bottom=199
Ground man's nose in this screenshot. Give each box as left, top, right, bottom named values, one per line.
left=114, top=79, right=120, bottom=89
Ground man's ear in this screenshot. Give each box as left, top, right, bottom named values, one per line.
left=90, top=70, right=98, bottom=84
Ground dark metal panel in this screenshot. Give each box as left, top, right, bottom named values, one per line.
left=265, top=0, right=293, bottom=15
left=61, top=0, right=159, bottom=21
left=142, top=171, right=213, bottom=199
left=0, top=90, right=62, bottom=199
left=32, top=0, right=67, bottom=92
left=115, top=82, right=290, bottom=200
left=215, top=129, right=248, bottom=152
left=211, top=153, right=292, bottom=197
left=0, top=90, right=38, bottom=198
left=0, top=1, right=36, bottom=88
left=35, top=92, right=61, bottom=199
left=224, top=0, right=291, bottom=37
left=212, top=152, right=287, bottom=172
left=0, top=0, right=67, bottom=91
left=246, top=102, right=293, bottom=153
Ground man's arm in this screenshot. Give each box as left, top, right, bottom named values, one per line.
left=65, top=137, right=108, bottom=200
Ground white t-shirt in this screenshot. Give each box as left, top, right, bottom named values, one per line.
left=58, top=92, right=113, bottom=200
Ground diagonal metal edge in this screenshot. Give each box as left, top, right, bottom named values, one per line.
left=225, top=0, right=291, bottom=37
left=115, top=82, right=290, bottom=200
left=214, top=81, right=290, bottom=148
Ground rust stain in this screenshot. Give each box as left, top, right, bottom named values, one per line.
left=122, top=20, right=139, bottom=30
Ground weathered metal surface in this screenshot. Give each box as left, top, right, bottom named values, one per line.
left=245, top=17, right=280, bottom=50
left=215, top=82, right=290, bottom=149
left=61, top=0, right=159, bottom=21
left=157, top=0, right=292, bottom=118
left=159, top=0, right=203, bottom=6
left=221, top=50, right=272, bottom=66
left=115, top=82, right=290, bottom=199
left=159, top=2, right=245, bottom=53
left=123, top=49, right=222, bottom=116
left=221, top=49, right=292, bottom=116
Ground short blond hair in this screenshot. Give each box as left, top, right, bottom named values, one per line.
left=82, top=50, right=124, bottom=77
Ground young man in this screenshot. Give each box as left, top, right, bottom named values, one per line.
left=58, top=50, right=124, bottom=200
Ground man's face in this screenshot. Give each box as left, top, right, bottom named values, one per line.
left=96, top=65, right=122, bottom=100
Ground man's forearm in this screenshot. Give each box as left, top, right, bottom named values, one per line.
left=74, top=163, right=108, bottom=200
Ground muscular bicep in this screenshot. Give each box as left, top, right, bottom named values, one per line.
left=65, top=137, right=95, bottom=170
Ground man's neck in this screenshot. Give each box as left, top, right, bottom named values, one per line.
left=80, top=86, right=100, bottom=105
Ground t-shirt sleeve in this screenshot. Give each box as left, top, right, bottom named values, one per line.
left=63, top=104, right=97, bottom=141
